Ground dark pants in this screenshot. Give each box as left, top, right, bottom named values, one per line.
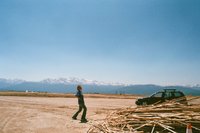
left=72, top=104, right=87, bottom=120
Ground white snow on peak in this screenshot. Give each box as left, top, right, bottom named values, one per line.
left=0, top=77, right=128, bottom=86
left=0, top=78, right=25, bottom=84
left=41, top=77, right=127, bottom=86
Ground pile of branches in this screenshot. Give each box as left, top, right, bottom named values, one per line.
left=88, top=97, right=200, bottom=133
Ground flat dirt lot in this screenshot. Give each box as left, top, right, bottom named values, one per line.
left=0, top=95, right=137, bottom=133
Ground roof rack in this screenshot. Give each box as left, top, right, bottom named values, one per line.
left=164, top=89, right=176, bottom=92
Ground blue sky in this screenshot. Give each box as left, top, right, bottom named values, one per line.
left=0, top=0, right=200, bottom=85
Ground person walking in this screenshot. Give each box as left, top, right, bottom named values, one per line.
left=72, top=85, right=88, bottom=123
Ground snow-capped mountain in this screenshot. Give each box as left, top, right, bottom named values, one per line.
left=0, top=77, right=126, bottom=94
left=193, top=84, right=200, bottom=88
left=41, top=77, right=126, bottom=86
left=1, top=78, right=200, bottom=95
left=0, top=78, right=25, bottom=84
left=0, top=77, right=127, bottom=86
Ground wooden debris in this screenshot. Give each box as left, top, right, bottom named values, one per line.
left=88, top=97, right=200, bottom=133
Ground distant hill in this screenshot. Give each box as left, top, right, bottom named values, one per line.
left=1, top=78, right=200, bottom=95
left=118, top=85, right=200, bottom=96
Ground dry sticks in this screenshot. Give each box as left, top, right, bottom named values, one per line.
left=88, top=98, right=200, bottom=133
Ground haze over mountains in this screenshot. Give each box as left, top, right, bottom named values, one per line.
left=1, top=78, right=200, bottom=96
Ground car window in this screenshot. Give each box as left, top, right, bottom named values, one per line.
left=174, top=92, right=183, bottom=97
left=164, top=92, right=172, bottom=98
left=152, top=92, right=163, bottom=98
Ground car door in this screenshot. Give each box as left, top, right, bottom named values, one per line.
left=150, top=92, right=164, bottom=104
left=164, top=92, right=173, bottom=100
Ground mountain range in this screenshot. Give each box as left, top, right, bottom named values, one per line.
left=1, top=78, right=200, bottom=96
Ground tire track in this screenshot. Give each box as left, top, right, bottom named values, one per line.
left=0, top=110, right=23, bottom=133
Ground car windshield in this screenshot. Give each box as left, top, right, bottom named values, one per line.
left=151, top=92, right=163, bottom=98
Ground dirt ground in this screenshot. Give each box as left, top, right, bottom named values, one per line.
left=0, top=96, right=136, bottom=133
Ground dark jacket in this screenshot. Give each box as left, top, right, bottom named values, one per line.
left=75, top=90, right=85, bottom=105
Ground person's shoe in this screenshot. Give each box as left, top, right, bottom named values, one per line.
left=72, top=117, right=77, bottom=120
left=81, top=119, right=88, bottom=123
